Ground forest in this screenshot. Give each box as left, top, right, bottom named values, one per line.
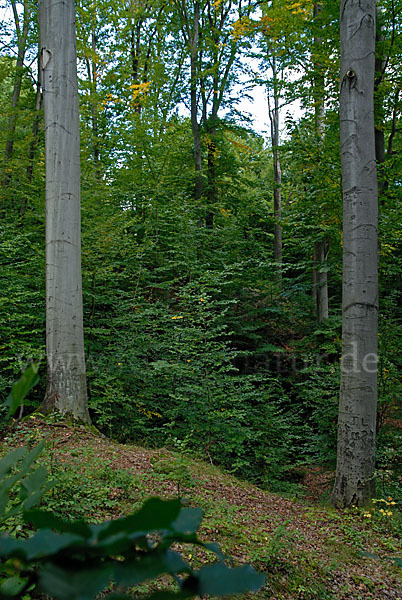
left=0, top=0, right=401, bottom=598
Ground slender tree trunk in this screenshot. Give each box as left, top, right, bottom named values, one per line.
left=316, top=239, right=329, bottom=321
left=26, top=52, right=43, bottom=186
left=84, top=28, right=101, bottom=177
left=2, top=0, right=30, bottom=188
left=312, top=3, right=328, bottom=322
left=268, top=56, right=282, bottom=276
left=131, top=19, right=143, bottom=115
left=20, top=60, right=43, bottom=219
left=39, top=0, right=90, bottom=423
left=332, top=0, right=378, bottom=508
left=205, top=72, right=219, bottom=229
left=190, top=1, right=203, bottom=202
left=374, top=7, right=386, bottom=193
left=206, top=129, right=216, bottom=228
left=386, top=88, right=399, bottom=159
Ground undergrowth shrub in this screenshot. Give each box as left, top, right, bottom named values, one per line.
left=87, top=279, right=300, bottom=488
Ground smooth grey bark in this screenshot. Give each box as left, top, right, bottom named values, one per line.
left=332, top=0, right=378, bottom=508
left=39, top=0, right=90, bottom=423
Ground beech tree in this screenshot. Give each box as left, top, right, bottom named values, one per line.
left=332, top=0, right=378, bottom=507
left=311, top=2, right=328, bottom=322
left=39, top=0, right=90, bottom=422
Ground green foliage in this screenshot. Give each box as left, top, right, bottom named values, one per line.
left=42, top=448, right=140, bottom=522
left=5, top=365, right=39, bottom=418
left=0, top=224, right=45, bottom=413
left=151, top=453, right=197, bottom=497
left=0, top=442, right=50, bottom=535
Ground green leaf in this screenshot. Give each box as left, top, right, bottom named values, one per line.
left=5, top=366, right=39, bottom=416
left=202, top=541, right=226, bottom=561
left=0, top=489, right=11, bottom=519
left=359, top=551, right=379, bottom=559
left=386, top=556, right=402, bottom=568
left=0, top=530, right=84, bottom=561
left=97, top=498, right=182, bottom=542
left=24, top=510, right=92, bottom=539
left=38, top=562, right=113, bottom=600
left=113, top=550, right=189, bottom=587
left=0, top=447, right=26, bottom=478
left=0, top=575, right=28, bottom=597
left=190, top=563, right=265, bottom=596
left=18, top=442, right=45, bottom=472
left=21, top=482, right=53, bottom=512
left=19, top=466, right=48, bottom=502
left=172, top=508, right=202, bottom=535
left=4, top=442, right=46, bottom=493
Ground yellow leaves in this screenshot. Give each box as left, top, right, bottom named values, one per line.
left=381, top=242, right=396, bottom=256
left=101, top=82, right=152, bottom=112
left=288, top=0, right=314, bottom=16
left=171, top=315, right=184, bottom=320
left=219, top=208, right=231, bottom=217
left=212, top=0, right=224, bottom=10
left=100, top=93, right=117, bottom=111
left=136, top=403, right=162, bottom=419
left=204, top=135, right=221, bottom=159
left=289, top=1, right=303, bottom=13
left=257, top=0, right=314, bottom=39
left=228, top=137, right=252, bottom=154
left=129, top=81, right=152, bottom=103
left=231, top=17, right=251, bottom=41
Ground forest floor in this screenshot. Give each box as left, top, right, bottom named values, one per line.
left=2, top=417, right=401, bottom=600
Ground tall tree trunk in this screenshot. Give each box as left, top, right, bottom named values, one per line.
left=332, top=0, right=378, bottom=508
left=206, top=129, right=216, bottom=229
left=316, top=239, right=329, bottom=321
left=190, top=1, right=203, bottom=203
left=2, top=0, right=30, bottom=188
left=374, top=7, right=386, bottom=193
left=268, top=56, right=282, bottom=276
left=39, top=0, right=90, bottom=423
left=205, top=68, right=220, bottom=229
left=131, top=19, right=143, bottom=115
left=312, top=3, right=328, bottom=322
left=20, top=58, right=43, bottom=219
left=386, top=88, right=400, bottom=159
left=25, top=51, right=43, bottom=187
left=84, top=28, right=101, bottom=177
